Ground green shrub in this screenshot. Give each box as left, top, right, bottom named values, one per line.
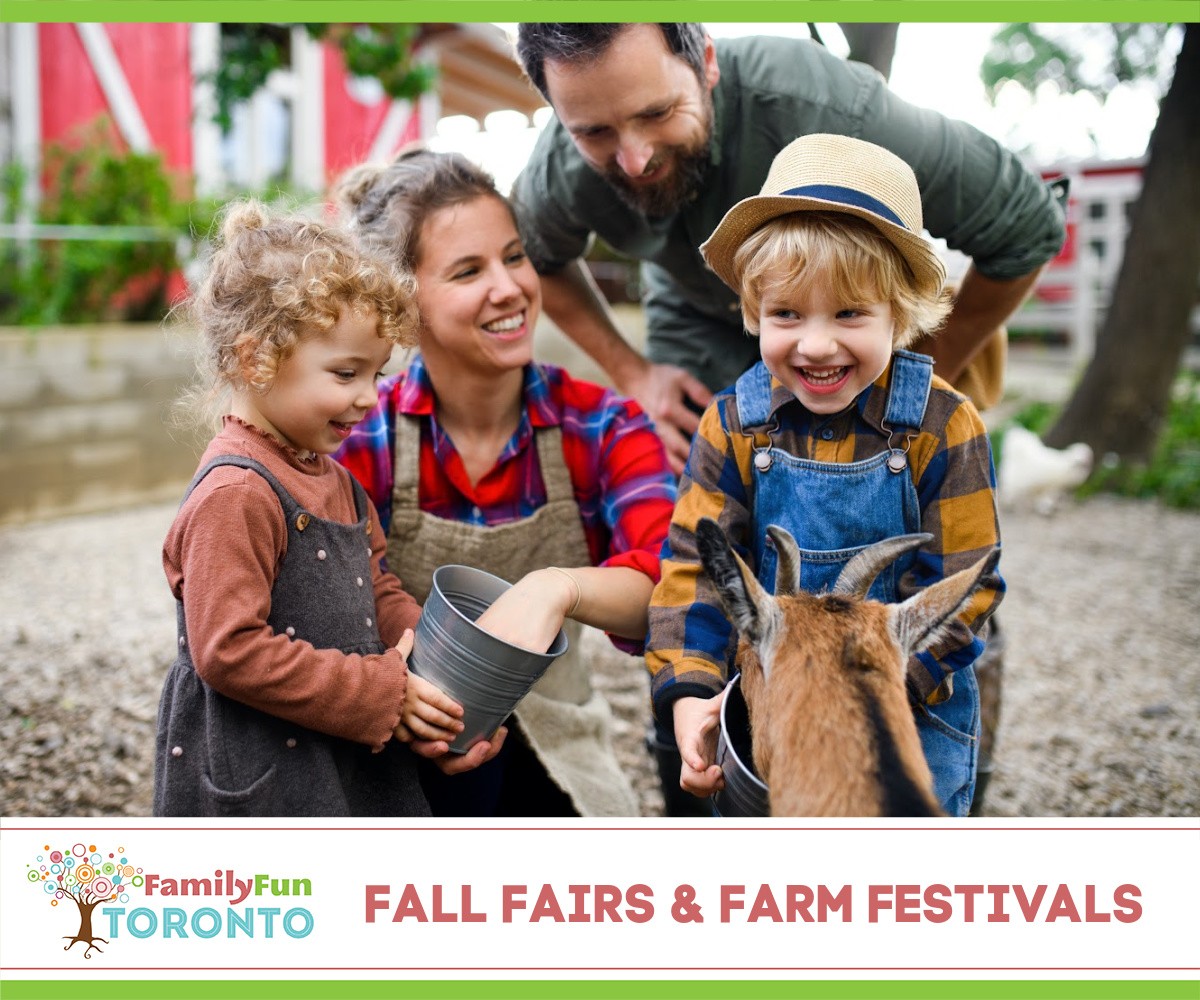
left=1079, top=372, right=1200, bottom=509
left=0, top=120, right=222, bottom=326
left=998, top=372, right=1200, bottom=510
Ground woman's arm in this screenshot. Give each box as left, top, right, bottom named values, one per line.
left=473, top=564, right=654, bottom=655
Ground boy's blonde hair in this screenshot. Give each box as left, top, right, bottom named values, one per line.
left=189, top=199, right=419, bottom=399
left=732, top=211, right=951, bottom=349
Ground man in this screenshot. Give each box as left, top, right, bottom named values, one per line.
left=511, top=23, right=1063, bottom=816
left=511, top=23, right=1066, bottom=471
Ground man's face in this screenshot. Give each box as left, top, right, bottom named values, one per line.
left=543, top=24, right=720, bottom=218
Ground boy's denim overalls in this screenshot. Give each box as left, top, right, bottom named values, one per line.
left=734, top=351, right=980, bottom=816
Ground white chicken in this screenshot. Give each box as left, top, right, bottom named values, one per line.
left=998, top=424, right=1094, bottom=515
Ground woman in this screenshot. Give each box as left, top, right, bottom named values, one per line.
left=333, top=147, right=676, bottom=817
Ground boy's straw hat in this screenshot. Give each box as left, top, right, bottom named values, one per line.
left=700, top=133, right=946, bottom=293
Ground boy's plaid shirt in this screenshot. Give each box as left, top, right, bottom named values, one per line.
left=645, top=360, right=1005, bottom=720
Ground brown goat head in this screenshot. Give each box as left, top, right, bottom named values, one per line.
left=695, top=517, right=999, bottom=817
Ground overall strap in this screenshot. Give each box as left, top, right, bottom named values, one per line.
left=392, top=413, right=422, bottom=508
left=534, top=425, right=575, bottom=505
left=344, top=472, right=372, bottom=525
left=734, top=361, right=775, bottom=429
left=882, top=350, right=934, bottom=433
left=393, top=416, right=574, bottom=506
left=181, top=454, right=300, bottom=517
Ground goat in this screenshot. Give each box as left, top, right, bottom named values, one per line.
left=695, top=517, right=999, bottom=817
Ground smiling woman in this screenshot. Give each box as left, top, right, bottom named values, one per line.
left=332, top=146, right=678, bottom=818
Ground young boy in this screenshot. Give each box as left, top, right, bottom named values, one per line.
left=644, top=134, right=1004, bottom=816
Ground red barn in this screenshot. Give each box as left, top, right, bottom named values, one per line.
left=6, top=22, right=543, bottom=200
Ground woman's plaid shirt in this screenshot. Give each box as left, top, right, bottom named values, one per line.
left=334, top=356, right=676, bottom=590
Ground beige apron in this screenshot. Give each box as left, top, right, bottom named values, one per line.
left=387, top=410, right=638, bottom=817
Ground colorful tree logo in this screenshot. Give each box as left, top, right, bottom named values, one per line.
left=26, top=841, right=143, bottom=958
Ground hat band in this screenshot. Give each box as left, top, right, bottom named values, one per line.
left=779, top=184, right=909, bottom=230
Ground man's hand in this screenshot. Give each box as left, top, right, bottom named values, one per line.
left=621, top=361, right=713, bottom=474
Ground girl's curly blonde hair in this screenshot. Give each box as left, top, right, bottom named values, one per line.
left=187, top=199, right=419, bottom=410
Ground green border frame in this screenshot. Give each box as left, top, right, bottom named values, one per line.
left=1, top=2, right=1198, bottom=24
left=4, top=982, right=1200, bottom=999
left=0, top=3, right=1195, bottom=997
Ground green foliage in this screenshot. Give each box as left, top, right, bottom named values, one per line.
left=314, top=24, right=438, bottom=103
left=207, top=23, right=437, bottom=134
left=1080, top=372, right=1200, bottom=509
left=210, top=24, right=292, bottom=133
left=982, top=23, right=1176, bottom=103
left=998, top=374, right=1200, bottom=510
left=0, top=120, right=222, bottom=326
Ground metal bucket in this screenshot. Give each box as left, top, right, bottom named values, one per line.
left=713, top=673, right=771, bottom=817
left=408, top=564, right=569, bottom=753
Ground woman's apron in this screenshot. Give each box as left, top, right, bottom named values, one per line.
left=734, top=351, right=980, bottom=816
left=387, top=412, right=638, bottom=817
left=154, top=455, right=429, bottom=817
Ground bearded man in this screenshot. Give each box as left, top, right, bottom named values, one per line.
left=511, top=23, right=1066, bottom=471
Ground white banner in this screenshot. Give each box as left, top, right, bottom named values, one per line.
left=1, top=818, right=1197, bottom=981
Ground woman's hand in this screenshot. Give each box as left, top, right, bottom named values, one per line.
left=473, top=567, right=577, bottom=653
left=673, top=694, right=725, bottom=797
left=407, top=726, right=509, bottom=774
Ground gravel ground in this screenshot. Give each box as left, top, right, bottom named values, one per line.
left=1, top=491, right=1197, bottom=818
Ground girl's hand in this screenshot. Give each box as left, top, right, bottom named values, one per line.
left=673, top=694, right=725, bottom=797
left=474, top=567, right=576, bottom=653
left=393, top=629, right=465, bottom=743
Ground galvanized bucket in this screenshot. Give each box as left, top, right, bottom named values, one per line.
left=408, top=564, right=569, bottom=753
left=713, top=673, right=771, bottom=817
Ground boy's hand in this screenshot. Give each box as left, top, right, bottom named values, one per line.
left=407, top=726, right=509, bottom=774
left=673, top=694, right=725, bottom=797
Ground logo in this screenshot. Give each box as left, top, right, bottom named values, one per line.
left=26, top=841, right=143, bottom=959
left=24, top=838, right=317, bottom=961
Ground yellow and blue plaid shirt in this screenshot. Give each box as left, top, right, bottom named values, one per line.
left=645, top=358, right=1005, bottom=720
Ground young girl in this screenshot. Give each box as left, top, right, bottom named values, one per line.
left=154, top=200, right=433, bottom=816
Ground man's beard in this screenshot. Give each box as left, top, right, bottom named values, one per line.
left=601, top=96, right=714, bottom=219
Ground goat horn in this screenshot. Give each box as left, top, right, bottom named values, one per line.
left=766, top=524, right=801, bottom=596
left=833, top=533, right=933, bottom=598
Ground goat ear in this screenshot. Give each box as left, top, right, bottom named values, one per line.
left=890, top=549, right=1001, bottom=658
left=765, top=524, right=800, bottom=596
left=696, top=517, right=777, bottom=650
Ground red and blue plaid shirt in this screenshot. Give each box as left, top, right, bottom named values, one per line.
left=333, top=356, right=676, bottom=584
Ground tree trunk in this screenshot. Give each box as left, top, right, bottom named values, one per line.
left=839, top=23, right=899, bottom=80
left=1046, top=24, right=1200, bottom=460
